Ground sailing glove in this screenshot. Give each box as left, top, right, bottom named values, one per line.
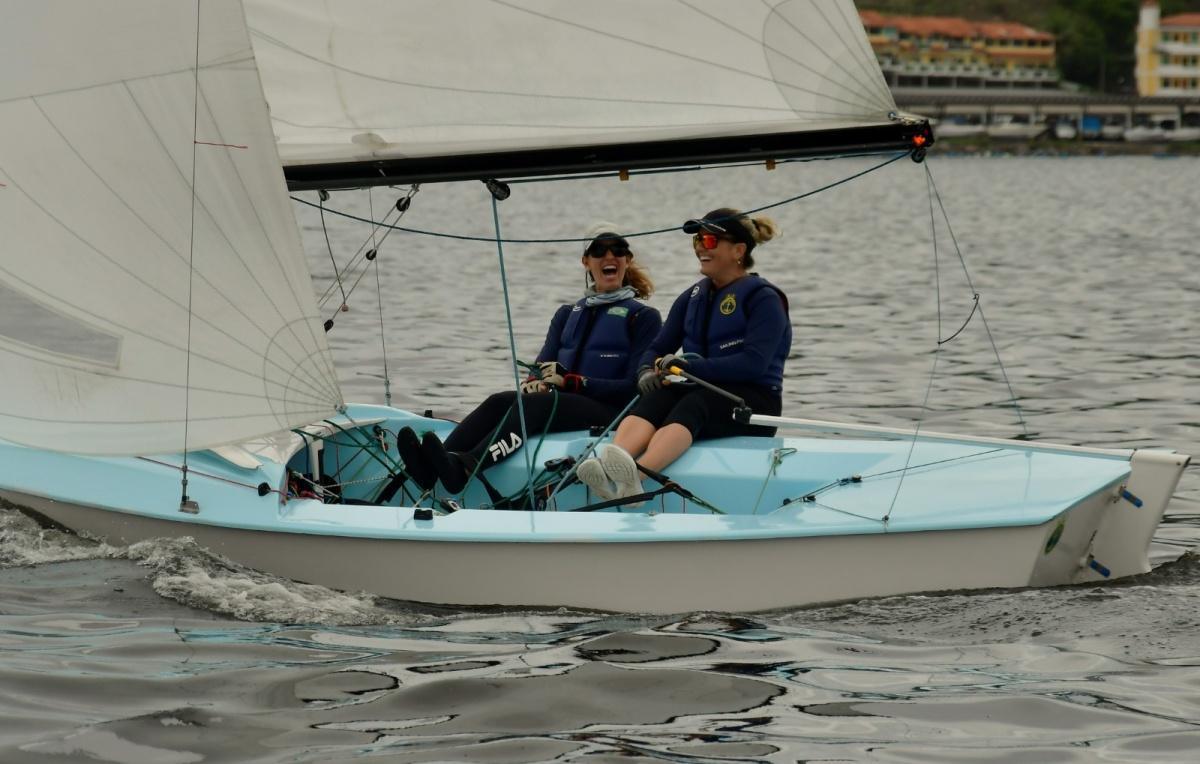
left=655, top=353, right=689, bottom=375
left=637, top=367, right=661, bottom=395
left=539, top=371, right=564, bottom=389
left=557, top=373, right=586, bottom=393
left=538, top=361, right=567, bottom=379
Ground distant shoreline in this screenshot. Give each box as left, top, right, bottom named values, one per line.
left=929, top=135, right=1200, bottom=157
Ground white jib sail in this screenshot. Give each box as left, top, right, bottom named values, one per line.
left=244, top=0, right=897, bottom=166
left=0, top=0, right=343, bottom=456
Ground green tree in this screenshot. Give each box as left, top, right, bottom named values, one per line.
left=1045, top=1, right=1136, bottom=92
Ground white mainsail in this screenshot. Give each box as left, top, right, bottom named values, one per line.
left=245, top=0, right=898, bottom=167
left=0, top=0, right=899, bottom=456
left=0, top=0, right=342, bottom=456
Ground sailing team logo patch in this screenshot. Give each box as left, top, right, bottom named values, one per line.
left=607, top=306, right=629, bottom=318
left=719, top=293, right=737, bottom=315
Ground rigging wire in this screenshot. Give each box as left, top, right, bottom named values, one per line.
left=318, top=191, right=349, bottom=310
left=488, top=192, right=538, bottom=510
left=179, top=0, right=202, bottom=512
left=289, top=151, right=909, bottom=245
left=369, top=188, right=392, bottom=406
left=505, top=149, right=909, bottom=184
left=317, top=185, right=418, bottom=308
left=789, top=447, right=1006, bottom=507
left=881, top=166, right=949, bottom=524
left=882, top=162, right=1029, bottom=524
left=318, top=186, right=420, bottom=331
left=925, top=163, right=1028, bottom=435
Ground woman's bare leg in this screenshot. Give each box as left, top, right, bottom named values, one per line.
left=635, top=423, right=693, bottom=473
left=611, top=415, right=655, bottom=458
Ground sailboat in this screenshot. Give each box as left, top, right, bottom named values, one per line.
left=0, top=0, right=1189, bottom=614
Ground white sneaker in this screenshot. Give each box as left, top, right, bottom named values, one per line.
left=576, top=458, right=618, bottom=500
left=600, top=445, right=644, bottom=507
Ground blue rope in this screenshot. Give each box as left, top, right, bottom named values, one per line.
left=289, top=151, right=909, bottom=245
left=489, top=194, right=538, bottom=510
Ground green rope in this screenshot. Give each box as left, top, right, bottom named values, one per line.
left=526, top=388, right=559, bottom=474
left=312, top=422, right=404, bottom=473
left=313, top=421, right=413, bottom=499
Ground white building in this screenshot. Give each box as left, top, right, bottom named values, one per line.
left=1136, top=1, right=1200, bottom=96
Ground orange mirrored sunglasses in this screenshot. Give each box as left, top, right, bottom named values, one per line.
left=692, top=232, right=729, bottom=250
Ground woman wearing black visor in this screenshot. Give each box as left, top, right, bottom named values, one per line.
left=399, top=225, right=661, bottom=494
left=577, top=208, right=791, bottom=504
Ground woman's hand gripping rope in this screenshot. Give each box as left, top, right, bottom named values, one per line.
left=534, top=361, right=586, bottom=393
left=518, top=360, right=566, bottom=394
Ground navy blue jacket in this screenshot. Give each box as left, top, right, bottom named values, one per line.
left=537, top=297, right=662, bottom=403
left=640, top=275, right=790, bottom=391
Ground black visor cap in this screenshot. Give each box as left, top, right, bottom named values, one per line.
left=682, top=216, right=753, bottom=249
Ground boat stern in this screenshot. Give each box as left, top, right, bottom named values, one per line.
left=1073, top=449, right=1191, bottom=583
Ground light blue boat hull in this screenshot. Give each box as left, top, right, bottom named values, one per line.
left=0, top=404, right=1188, bottom=613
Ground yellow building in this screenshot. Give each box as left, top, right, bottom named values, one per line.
left=1137, top=1, right=1200, bottom=96
left=860, top=11, right=1057, bottom=90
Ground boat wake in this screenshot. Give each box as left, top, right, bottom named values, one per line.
left=127, top=537, right=438, bottom=626
left=0, top=504, right=432, bottom=626
left=0, top=500, right=120, bottom=567
left=787, top=552, right=1200, bottom=658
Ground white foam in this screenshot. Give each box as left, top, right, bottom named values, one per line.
left=0, top=506, right=121, bottom=567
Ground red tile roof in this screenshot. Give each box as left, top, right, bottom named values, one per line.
left=860, top=10, right=887, bottom=26
left=976, top=21, right=1054, bottom=42
left=1162, top=14, right=1200, bottom=27
left=860, top=11, right=1053, bottom=42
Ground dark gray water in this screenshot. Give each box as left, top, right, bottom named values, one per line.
left=2, top=156, right=1198, bottom=762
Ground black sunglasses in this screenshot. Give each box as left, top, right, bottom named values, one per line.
left=585, top=239, right=632, bottom=258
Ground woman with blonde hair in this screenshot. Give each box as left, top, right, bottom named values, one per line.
left=399, top=225, right=661, bottom=494
left=577, top=208, right=790, bottom=503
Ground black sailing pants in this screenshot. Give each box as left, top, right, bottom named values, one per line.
left=444, top=390, right=622, bottom=469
